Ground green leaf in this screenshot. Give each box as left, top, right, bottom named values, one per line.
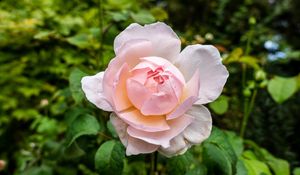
left=239, top=56, right=260, bottom=70
left=166, top=152, right=193, bottom=175
left=95, top=140, right=125, bottom=175
left=209, top=95, right=229, bottom=115
left=107, top=121, right=118, bottom=138
left=203, top=127, right=238, bottom=175
left=130, top=10, right=155, bottom=24
left=267, top=76, right=298, bottom=104
left=69, top=68, right=88, bottom=104
left=65, top=114, right=100, bottom=147
left=236, top=158, right=248, bottom=175
left=66, top=33, right=90, bottom=48
left=224, top=131, right=243, bottom=156
left=293, top=167, right=300, bottom=175
left=23, top=165, right=53, bottom=175
left=63, top=141, right=85, bottom=159
left=203, top=143, right=233, bottom=175
left=241, top=151, right=272, bottom=175
left=260, top=148, right=290, bottom=175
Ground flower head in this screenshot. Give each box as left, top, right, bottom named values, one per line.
left=81, top=22, right=229, bottom=157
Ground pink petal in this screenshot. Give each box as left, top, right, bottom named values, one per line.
left=126, top=136, right=160, bottom=156
left=141, top=56, right=185, bottom=84
left=117, top=109, right=170, bottom=132
left=127, top=114, right=193, bottom=148
left=110, top=113, right=159, bottom=155
left=166, top=70, right=200, bottom=120
left=126, top=78, right=152, bottom=109
left=141, top=80, right=178, bottom=115
left=103, top=40, right=153, bottom=102
left=183, top=105, right=212, bottom=144
left=110, top=113, right=129, bottom=146
left=159, top=105, right=212, bottom=157
left=112, top=63, right=133, bottom=111
left=158, top=134, right=190, bottom=158
left=81, top=72, right=113, bottom=111
left=114, top=22, right=181, bottom=62
left=175, top=45, right=229, bottom=104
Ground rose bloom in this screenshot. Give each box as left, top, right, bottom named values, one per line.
left=81, top=22, right=228, bottom=157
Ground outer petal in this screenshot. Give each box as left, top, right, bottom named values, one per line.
left=117, top=109, right=170, bottom=132
left=114, top=22, right=181, bottom=62
left=158, top=105, right=212, bottom=157
left=183, top=105, right=212, bottom=144
left=81, top=72, right=113, bottom=111
left=110, top=113, right=159, bottom=155
left=127, top=114, right=193, bottom=148
left=175, top=45, right=229, bottom=104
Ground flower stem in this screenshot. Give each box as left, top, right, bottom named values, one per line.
left=150, top=152, right=158, bottom=175
left=240, top=88, right=257, bottom=137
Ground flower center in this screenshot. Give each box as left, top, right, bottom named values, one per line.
left=147, top=67, right=169, bottom=84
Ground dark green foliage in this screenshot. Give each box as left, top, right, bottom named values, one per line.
left=0, top=0, right=299, bottom=174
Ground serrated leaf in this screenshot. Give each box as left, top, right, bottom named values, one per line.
left=65, top=114, right=100, bottom=147
left=69, top=68, right=88, bottom=103
left=267, top=76, right=298, bottom=104
left=95, top=140, right=125, bottom=175
left=209, top=95, right=229, bottom=115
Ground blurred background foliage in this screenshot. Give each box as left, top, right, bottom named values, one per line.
left=0, top=0, right=299, bottom=174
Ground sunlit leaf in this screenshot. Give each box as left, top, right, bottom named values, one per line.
left=209, top=95, right=229, bottom=115
left=267, top=76, right=298, bottom=104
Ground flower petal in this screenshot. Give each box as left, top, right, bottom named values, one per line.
left=175, top=45, right=229, bottom=104
left=141, top=79, right=178, bottom=115
left=127, top=115, right=193, bottom=148
left=126, top=78, right=152, bottom=109
left=81, top=72, right=113, bottom=111
left=126, top=136, right=159, bottom=156
left=166, top=70, right=200, bottom=120
left=158, top=134, right=190, bottom=157
left=114, top=22, right=181, bottom=62
left=103, top=40, right=152, bottom=102
left=183, top=105, right=212, bottom=144
left=117, top=109, right=170, bottom=132
left=112, top=63, right=133, bottom=111
left=159, top=105, right=212, bottom=157
left=110, top=113, right=159, bottom=155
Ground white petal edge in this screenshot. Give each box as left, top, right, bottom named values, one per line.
left=114, top=22, right=181, bottom=62
left=81, top=72, right=113, bottom=111
left=158, top=105, right=212, bottom=157
left=175, top=45, right=229, bottom=104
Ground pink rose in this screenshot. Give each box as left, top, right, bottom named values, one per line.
left=81, top=22, right=228, bottom=157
